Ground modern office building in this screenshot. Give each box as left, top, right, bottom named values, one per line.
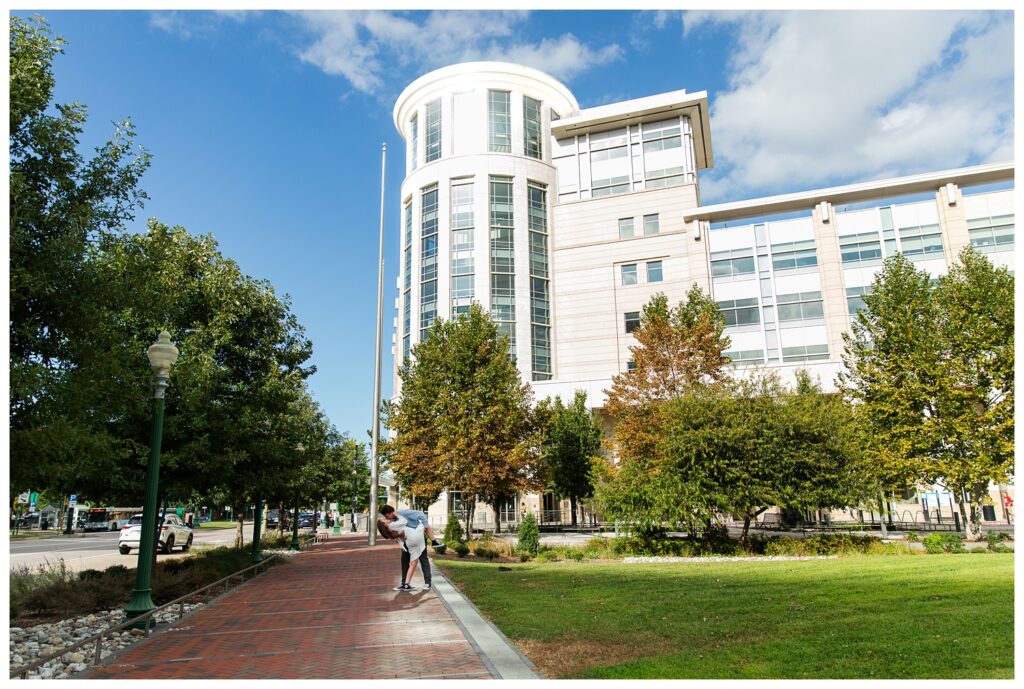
left=389, top=61, right=1015, bottom=528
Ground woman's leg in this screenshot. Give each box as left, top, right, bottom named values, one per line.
left=406, top=556, right=420, bottom=584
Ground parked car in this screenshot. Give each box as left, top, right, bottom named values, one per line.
left=266, top=510, right=289, bottom=529
left=15, top=512, right=40, bottom=528
left=298, top=512, right=315, bottom=528
left=118, top=513, right=193, bottom=555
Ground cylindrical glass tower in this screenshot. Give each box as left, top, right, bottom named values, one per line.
left=392, top=62, right=579, bottom=388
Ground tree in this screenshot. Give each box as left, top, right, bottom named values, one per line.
left=539, top=391, right=603, bottom=527
left=604, top=287, right=730, bottom=465
left=9, top=15, right=151, bottom=500
left=385, top=303, right=542, bottom=534
left=839, top=249, right=1013, bottom=539
left=596, top=370, right=869, bottom=540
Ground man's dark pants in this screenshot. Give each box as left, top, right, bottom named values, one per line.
left=401, top=546, right=432, bottom=585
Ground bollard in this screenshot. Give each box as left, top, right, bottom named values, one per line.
left=953, top=512, right=961, bottom=532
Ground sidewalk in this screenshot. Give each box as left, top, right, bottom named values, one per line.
left=85, top=533, right=537, bottom=679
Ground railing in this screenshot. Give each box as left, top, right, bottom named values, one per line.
left=10, top=534, right=321, bottom=680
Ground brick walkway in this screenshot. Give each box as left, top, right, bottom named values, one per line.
left=87, top=533, right=495, bottom=679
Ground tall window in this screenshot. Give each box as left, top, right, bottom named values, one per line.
left=641, top=118, right=686, bottom=189
left=643, top=214, right=660, bottom=236
left=490, top=176, right=516, bottom=357
left=621, top=263, right=638, bottom=285
left=618, top=217, right=635, bottom=239
left=450, top=181, right=474, bottom=315
left=624, top=311, right=641, bottom=334
left=647, top=260, right=663, bottom=283
left=524, top=96, right=543, bottom=159
left=410, top=114, right=418, bottom=170
left=402, top=200, right=412, bottom=360
left=488, top=90, right=511, bottom=153
left=846, top=286, right=870, bottom=315
left=529, top=182, right=551, bottom=379
left=589, top=127, right=630, bottom=197
left=420, top=185, right=439, bottom=339
left=425, top=98, right=441, bottom=163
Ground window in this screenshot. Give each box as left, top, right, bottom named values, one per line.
left=488, top=90, right=511, bottom=153
left=839, top=232, right=883, bottom=264
left=618, top=217, right=635, bottom=239
left=643, top=214, right=660, bottom=236
left=490, top=176, right=515, bottom=356
left=724, top=349, right=765, bottom=365
left=642, top=119, right=686, bottom=189
left=646, top=260, right=663, bottom=283
left=717, top=297, right=761, bottom=328
left=782, top=344, right=829, bottom=362
left=410, top=114, right=418, bottom=170
left=776, top=291, right=824, bottom=323
left=968, top=214, right=1014, bottom=252
left=771, top=240, right=818, bottom=271
left=451, top=182, right=474, bottom=315
left=402, top=200, right=413, bottom=359
left=528, top=182, right=551, bottom=380
left=621, top=264, right=638, bottom=285
left=420, top=185, right=439, bottom=339
left=626, top=360, right=638, bottom=371
left=897, top=224, right=943, bottom=257
left=624, top=311, right=641, bottom=334
left=710, top=249, right=756, bottom=278
left=425, top=98, right=441, bottom=162
left=846, top=286, right=870, bottom=316
left=524, top=96, right=543, bottom=159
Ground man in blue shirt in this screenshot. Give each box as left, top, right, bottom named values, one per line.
left=380, top=505, right=442, bottom=592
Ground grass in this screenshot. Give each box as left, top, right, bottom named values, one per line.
left=436, top=554, right=1014, bottom=679
left=198, top=521, right=237, bottom=529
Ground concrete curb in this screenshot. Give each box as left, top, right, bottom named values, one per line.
left=429, top=563, right=541, bottom=679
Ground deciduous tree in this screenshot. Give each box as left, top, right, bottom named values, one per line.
left=538, top=391, right=603, bottom=527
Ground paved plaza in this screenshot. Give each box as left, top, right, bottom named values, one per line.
left=85, top=533, right=537, bottom=679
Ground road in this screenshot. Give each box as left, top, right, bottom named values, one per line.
left=9, top=525, right=252, bottom=574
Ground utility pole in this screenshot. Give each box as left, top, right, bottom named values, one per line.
left=369, top=142, right=386, bottom=546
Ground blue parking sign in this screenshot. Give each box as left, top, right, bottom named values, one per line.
left=70, top=494, right=77, bottom=505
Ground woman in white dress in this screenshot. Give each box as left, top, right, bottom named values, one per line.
left=377, top=515, right=427, bottom=586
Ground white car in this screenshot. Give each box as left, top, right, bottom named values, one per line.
left=118, top=513, right=193, bottom=555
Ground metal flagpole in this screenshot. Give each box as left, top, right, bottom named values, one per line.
left=369, top=142, right=386, bottom=546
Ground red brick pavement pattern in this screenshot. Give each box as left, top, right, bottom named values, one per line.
left=87, top=534, right=494, bottom=679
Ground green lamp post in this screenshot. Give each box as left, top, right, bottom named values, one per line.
left=251, top=497, right=263, bottom=563
left=125, top=330, right=179, bottom=624
left=290, top=443, right=303, bottom=551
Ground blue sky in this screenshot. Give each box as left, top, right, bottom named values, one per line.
left=16, top=9, right=1014, bottom=441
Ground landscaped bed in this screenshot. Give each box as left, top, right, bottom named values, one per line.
left=435, top=553, right=1014, bottom=679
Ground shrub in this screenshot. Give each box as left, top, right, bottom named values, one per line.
left=906, top=531, right=920, bottom=542
left=77, top=569, right=104, bottom=581
left=444, top=512, right=465, bottom=545
left=10, top=559, right=74, bottom=618
left=433, top=544, right=447, bottom=555
left=985, top=531, right=1010, bottom=547
left=517, top=513, right=540, bottom=556
left=536, top=549, right=560, bottom=562
left=922, top=533, right=966, bottom=554
left=474, top=547, right=498, bottom=560
left=453, top=543, right=470, bottom=558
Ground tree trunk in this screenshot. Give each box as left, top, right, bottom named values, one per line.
left=969, top=480, right=989, bottom=540
left=234, top=502, right=245, bottom=548
left=741, top=514, right=752, bottom=544
left=878, top=493, right=888, bottom=538
left=278, top=501, right=285, bottom=536
left=570, top=496, right=578, bottom=527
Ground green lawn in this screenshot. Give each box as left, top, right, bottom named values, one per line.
left=436, top=554, right=1014, bottom=679
left=198, top=521, right=237, bottom=529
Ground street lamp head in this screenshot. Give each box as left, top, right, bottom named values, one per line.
left=147, top=330, right=179, bottom=378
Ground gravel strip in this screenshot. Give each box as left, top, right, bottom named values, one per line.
left=9, top=604, right=204, bottom=679
left=623, top=555, right=839, bottom=563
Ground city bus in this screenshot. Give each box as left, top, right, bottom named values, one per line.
left=82, top=507, right=140, bottom=532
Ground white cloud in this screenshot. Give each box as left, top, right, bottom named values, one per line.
left=149, top=10, right=253, bottom=40
left=685, top=11, right=1014, bottom=201
left=293, top=10, right=622, bottom=94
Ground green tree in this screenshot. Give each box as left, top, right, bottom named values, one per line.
left=840, top=249, right=1013, bottom=539
left=604, top=287, right=730, bottom=467
left=517, top=512, right=540, bottom=556
left=9, top=15, right=151, bottom=499
left=539, top=391, right=603, bottom=527
left=385, top=303, right=542, bottom=534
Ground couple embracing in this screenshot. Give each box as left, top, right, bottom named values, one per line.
left=376, top=505, right=443, bottom=592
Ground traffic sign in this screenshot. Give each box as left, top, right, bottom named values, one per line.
left=18, top=492, right=29, bottom=503
left=69, top=494, right=78, bottom=505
